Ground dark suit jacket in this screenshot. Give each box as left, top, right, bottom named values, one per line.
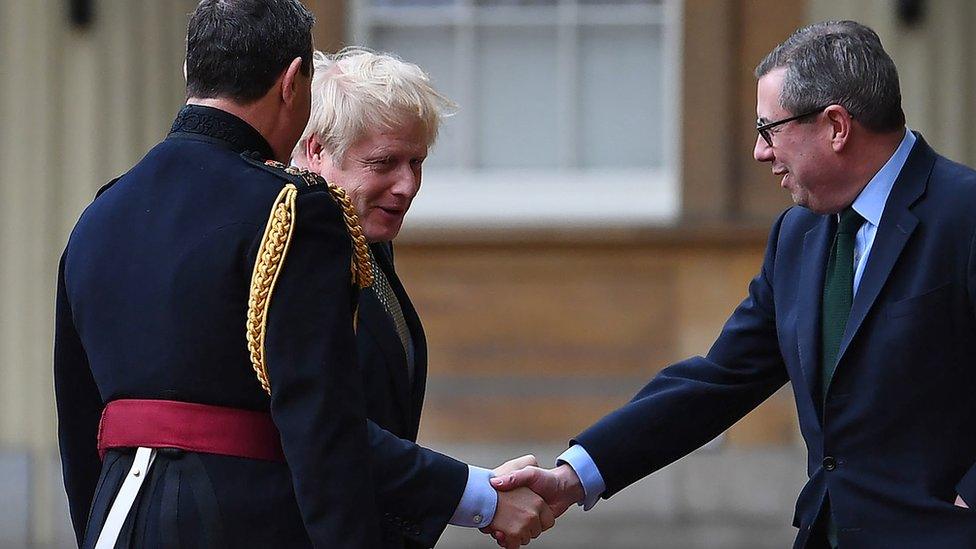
left=55, top=105, right=380, bottom=548
left=575, top=134, right=976, bottom=548
left=359, top=242, right=468, bottom=549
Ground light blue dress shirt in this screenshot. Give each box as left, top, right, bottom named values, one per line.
left=450, top=465, right=497, bottom=528
left=850, top=129, right=915, bottom=294
left=557, top=129, right=917, bottom=511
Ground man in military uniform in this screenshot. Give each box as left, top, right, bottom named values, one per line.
left=55, top=1, right=380, bottom=547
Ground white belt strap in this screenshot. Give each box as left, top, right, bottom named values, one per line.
left=95, top=447, right=158, bottom=549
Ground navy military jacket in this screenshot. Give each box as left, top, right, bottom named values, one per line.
left=55, top=105, right=380, bottom=548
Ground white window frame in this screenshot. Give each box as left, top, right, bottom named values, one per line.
left=349, top=0, right=683, bottom=227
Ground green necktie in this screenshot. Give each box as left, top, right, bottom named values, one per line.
left=821, top=207, right=864, bottom=549
left=821, top=207, right=864, bottom=400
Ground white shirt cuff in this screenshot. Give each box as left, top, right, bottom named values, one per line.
left=557, top=444, right=606, bottom=511
left=448, top=465, right=497, bottom=528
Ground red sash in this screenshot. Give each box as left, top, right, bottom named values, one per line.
left=97, top=399, right=284, bottom=462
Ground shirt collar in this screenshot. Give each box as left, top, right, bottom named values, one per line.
left=850, top=129, right=915, bottom=227
left=168, top=104, right=275, bottom=160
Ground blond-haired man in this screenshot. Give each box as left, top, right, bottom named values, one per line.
left=293, top=48, right=553, bottom=549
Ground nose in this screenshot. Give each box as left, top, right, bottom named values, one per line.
left=754, top=134, right=774, bottom=162
left=391, top=163, right=421, bottom=198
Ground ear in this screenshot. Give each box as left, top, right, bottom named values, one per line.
left=825, top=105, right=853, bottom=152
left=280, top=57, right=304, bottom=106
left=304, top=134, right=329, bottom=173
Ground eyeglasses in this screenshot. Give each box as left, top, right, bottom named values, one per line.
left=756, top=105, right=829, bottom=147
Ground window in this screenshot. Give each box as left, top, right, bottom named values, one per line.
left=351, top=0, right=682, bottom=226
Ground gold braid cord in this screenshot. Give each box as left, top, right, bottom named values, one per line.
left=246, top=184, right=298, bottom=395
left=263, top=161, right=373, bottom=289
left=325, top=182, right=374, bottom=289
left=245, top=162, right=374, bottom=394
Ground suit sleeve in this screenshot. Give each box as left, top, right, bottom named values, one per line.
left=954, top=224, right=976, bottom=503
left=260, top=188, right=381, bottom=548
left=54, top=249, right=105, bottom=545
left=366, top=419, right=468, bottom=545
left=573, top=211, right=792, bottom=498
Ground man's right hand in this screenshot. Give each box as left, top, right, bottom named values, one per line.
left=483, top=464, right=585, bottom=546
left=484, top=486, right=555, bottom=549
left=491, top=464, right=585, bottom=518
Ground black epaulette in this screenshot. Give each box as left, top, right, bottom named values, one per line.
left=243, top=151, right=374, bottom=395
left=239, top=152, right=372, bottom=289
left=240, top=152, right=324, bottom=189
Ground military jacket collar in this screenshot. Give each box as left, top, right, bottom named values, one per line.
left=168, top=104, right=275, bottom=159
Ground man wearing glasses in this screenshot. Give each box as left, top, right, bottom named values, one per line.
left=490, top=20, right=976, bottom=549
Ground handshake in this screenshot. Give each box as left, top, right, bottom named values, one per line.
left=482, top=455, right=586, bottom=549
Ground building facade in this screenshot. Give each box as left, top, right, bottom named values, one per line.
left=0, top=0, right=972, bottom=545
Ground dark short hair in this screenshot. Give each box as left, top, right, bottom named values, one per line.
left=755, top=20, right=905, bottom=133
left=185, top=0, right=315, bottom=103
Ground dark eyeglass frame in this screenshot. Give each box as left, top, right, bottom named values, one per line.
left=756, top=105, right=830, bottom=147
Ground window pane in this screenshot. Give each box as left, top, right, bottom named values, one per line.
left=371, top=26, right=460, bottom=168
left=477, top=27, right=559, bottom=168
left=579, top=25, right=664, bottom=168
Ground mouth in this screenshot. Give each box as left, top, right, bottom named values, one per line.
left=374, top=206, right=408, bottom=222
left=772, top=168, right=790, bottom=187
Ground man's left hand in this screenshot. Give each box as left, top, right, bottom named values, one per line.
left=493, top=455, right=538, bottom=477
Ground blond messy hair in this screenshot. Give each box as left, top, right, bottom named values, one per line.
left=294, top=47, right=457, bottom=164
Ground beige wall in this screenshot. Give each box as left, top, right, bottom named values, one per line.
left=809, top=0, right=976, bottom=165
left=392, top=228, right=795, bottom=447
left=0, top=0, right=194, bottom=542
left=306, top=0, right=347, bottom=53
left=681, top=0, right=805, bottom=224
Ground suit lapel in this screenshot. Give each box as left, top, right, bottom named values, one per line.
left=360, top=285, right=413, bottom=418
left=796, top=215, right=834, bottom=410
left=831, top=135, right=934, bottom=381
left=371, top=243, right=428, bottom=438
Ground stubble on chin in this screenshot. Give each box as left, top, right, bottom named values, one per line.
left=786, top=186, right=809, bottom=209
